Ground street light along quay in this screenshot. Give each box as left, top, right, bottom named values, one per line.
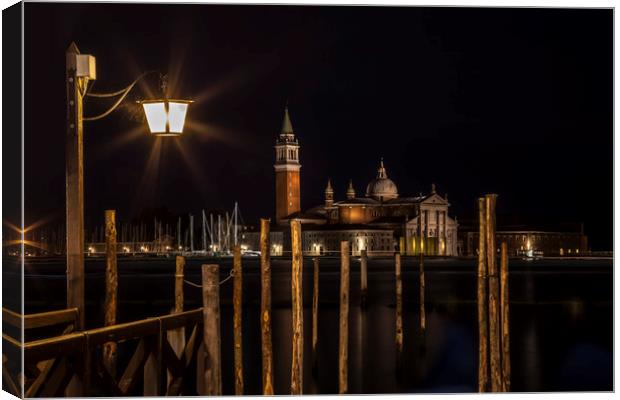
left=65, top=42, right=192, bottom=329
left=140, top=96, right=193, bottom=136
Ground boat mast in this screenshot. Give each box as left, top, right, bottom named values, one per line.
left=234, top=202, right=238, bottom=246
left=189, top=214, right=194, bottom=253
left=202, top=210, right=207, bottom=253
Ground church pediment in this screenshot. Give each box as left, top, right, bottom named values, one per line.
left=421, top=193, right=448, bottom=206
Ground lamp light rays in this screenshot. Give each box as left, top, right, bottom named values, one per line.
left=190, top=67, right=250, bottom=105
left=3, top=216, right=57, bottom=254
left=184, top=120, right=256, bottom=149
left=133, top=136, right=165, bottom=210
left=3, top=239, right=48, bottom=251
left=166, top=46, right=190, bottom=101
left=165, top=13, right=196, bottom=100
left=119, top=47, right=159, bottom=101
left=3, top=220, right=21, bottom=235
left=3, top=214, right=56, bottom=235
left=97, top=125, right=147, bottom=159
left=170, top=138, right=210, bottom=201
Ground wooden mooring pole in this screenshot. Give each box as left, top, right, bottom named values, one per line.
left=233, top=245, right=244, bottom=395
left=500, top=242, right=511, bottom=392
left=174, top=255, right=185, bottom=313
left=339, top=241, right=350, bottom=394
left=360, top=249, right=368, bottom=308
left=312, top=257, right=319, bottom=373
left=419, top=248, right=426, bottom=336
left=103, top=210, right=118, bottom=377
left=260, top=219, right=274, bottom=395
left=477, top=198, right=489, bottom=392
left=168, top=255, right=186, bottom=388
left=290, top=220, right=303, bottom=394
left=395, top=252, right=403, bottom=370
left=486, top=194, right=501, bottom=392
left=202, top=264, right=222, bottom=395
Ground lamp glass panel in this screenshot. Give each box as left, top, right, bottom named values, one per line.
left=168, top=102, right=189, bottom=133
left=142, top=102, right=167, bottom=133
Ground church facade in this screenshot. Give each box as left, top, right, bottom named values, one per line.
left=244, top=106, right=459, bottom=256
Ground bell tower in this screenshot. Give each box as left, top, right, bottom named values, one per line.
left=274, top=104, right=301, bottom=224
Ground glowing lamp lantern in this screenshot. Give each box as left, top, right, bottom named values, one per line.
left=141, top=99, right=192, bottom=136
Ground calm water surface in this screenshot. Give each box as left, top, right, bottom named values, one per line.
left=6, top=256, right=613, bottom=394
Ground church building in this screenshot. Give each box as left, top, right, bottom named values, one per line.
left=244, top=105, right=459, bottom=256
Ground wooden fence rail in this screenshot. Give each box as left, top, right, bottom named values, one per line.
left=3, top=307, right=79, bottom=331
left=2, top=308, right=204, bottom=398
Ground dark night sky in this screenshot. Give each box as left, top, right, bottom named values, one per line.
left=22, top=4, right=612, bottom=249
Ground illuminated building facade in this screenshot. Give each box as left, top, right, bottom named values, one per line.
left=282, top=166, right=458, bottom=256
left=267, top=106, right=459, bottom=256
left=459, top=223, right=589, bottom=257
left=274, top=105, right=301, bottom=225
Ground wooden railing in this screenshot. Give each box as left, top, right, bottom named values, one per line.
left=2, top=308, right=203, bottom=397
left=3, top=308, right=78, bottom=331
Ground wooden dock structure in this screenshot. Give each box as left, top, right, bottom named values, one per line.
left=3, top=307, right=203, bottom=397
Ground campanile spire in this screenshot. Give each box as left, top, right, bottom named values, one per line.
left=281, top=101, right=294, bottom=136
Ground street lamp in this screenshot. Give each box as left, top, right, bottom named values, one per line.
left=140, top=99, right=192, bottom=136
left=65, top=42, right=192, bottom=328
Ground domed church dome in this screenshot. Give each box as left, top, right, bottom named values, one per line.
left=366, top=158, right=399, bottom=201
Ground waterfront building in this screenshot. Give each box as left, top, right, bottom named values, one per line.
left=243, top=105, right=459, bottom=256
left=458, top=223, right=589, bottom=257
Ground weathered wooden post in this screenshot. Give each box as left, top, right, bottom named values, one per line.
left=104, top=210, right=118, bottom=377
left=477, top=198, right=489, bottom=392
left=260, top=219, right=274, bottom=395
left=202, top=264, right=222, bottom=395
left=395, top=252, right=403, bottom=370
left=500, top=241, right=511, bottom=392
left=360, top=249, right=368, bottom=308
left=419, top=249, right=426, bottom=336
left=174, top=255, right=185, bottom=313
left=290, top=220, right=303, bottom=394
left=485, top=194, right=501, bottom=392
left=312, top=257, right=319, bottom=372
left=66, top=42, right=85, bottom=331
left=233, top=245, right=244, bottom=395
left=339, top=241, right=350, bottom=394
left=168, top=255, right=186, bottom=387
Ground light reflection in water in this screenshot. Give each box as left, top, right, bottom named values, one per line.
left=12, top=257, right=613, bottom=394
left=523, top=320, right=542, bottom=390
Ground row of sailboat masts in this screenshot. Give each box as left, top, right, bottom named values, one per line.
left=83, top=202, right=242, bottom=255
left=202, top=201, right=240, bottom=254
left=165, top=201, right=241, bottom=254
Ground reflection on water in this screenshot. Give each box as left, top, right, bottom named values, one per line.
left=8, top=256, right=613, bottom=394
left=523, top=320, right=542, bottom=390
